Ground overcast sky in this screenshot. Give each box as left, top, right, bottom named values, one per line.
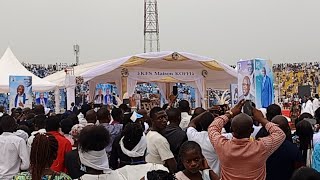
left=1, top=0, right=320, bottom=65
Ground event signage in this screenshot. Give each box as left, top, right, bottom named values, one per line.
left=237, top=59, right=274, bottom=108
left=230, top=84, right=238, bottom=107
left=137, top=71, right=195, bottom=76
left=9, top=76, right=33, bottom=110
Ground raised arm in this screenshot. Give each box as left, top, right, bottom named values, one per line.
left=252, top=108, right=286, bottom=155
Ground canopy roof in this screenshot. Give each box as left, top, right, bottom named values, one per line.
left=0, top=48, right=56, bottom=93
left=44, top=60, right=109, bottom=88
left=81, top=51, right=237, bottom=89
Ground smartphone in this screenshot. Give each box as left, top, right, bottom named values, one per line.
left=243, top=100, right=253, bottom=116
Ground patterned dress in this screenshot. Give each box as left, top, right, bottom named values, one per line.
left=13, top=172, right=72, bottom=180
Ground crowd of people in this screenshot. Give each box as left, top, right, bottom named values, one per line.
left=0, top=97, right=320, bottom=180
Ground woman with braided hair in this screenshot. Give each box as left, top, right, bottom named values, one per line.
left=14, top=133, right=72, bottom=180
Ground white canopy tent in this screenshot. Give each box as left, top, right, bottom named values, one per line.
left=0, top=48, right=57, bottom=93
left=80, top=51, right=237, bottom=107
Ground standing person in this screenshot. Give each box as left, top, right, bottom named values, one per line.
left=261, top=67, right=273, bottom=108
left=313, top=94, right=320, bottom=114
left=70, top=102, right=78, bottom=114
left=295, top=120, right=314, bottom=166
left=46, top=116, right=72, bottom=173
left=14, top=133, right=72, bottom=180
left=78, top=125, right=125, bottom=179
left=65, top=124, right=85, bottom=179
left=111, top=107, right=123, bottom=125
left=27, top=114, right=47, bottom=152
left=208, top=100, right=286, bottom=180
left=266, top=115, right=303, bottom=180
left=162, top=108, right=187, bottom=171
left=175, top=141, right=219, bottom=180
left=146, top=107, right=177, bottom=173
left=97, top=107, right=123, bottom=154
left=187, top=111, right=222, bottom=175
left=0, top=116, right=29, bottom=180
left=86, top=109, right=97, bottom=125
left=301, top=96, right=314, bottom=116
left=178, top=100, right=192, bottom=131
left=134, top=91, right=142, bottom=109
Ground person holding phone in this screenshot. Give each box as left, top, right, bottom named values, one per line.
left=207, top=100, right=285, bottom=180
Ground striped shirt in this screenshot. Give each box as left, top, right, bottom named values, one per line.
left=208, top=115, right=285, bottom=180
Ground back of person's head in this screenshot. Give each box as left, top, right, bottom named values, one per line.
left=34, top=105, right=45, bottom=115
left=80, top=103, right=92, bottom=118
left=162, top=104, right=169, bottom=110
left=119, top=104, right=130, bottom=113
left=78, top=125, right=111, bottom=152
left=86, top=109, right=97, bottom=124
left=147, top=170, right=176, bottom=180
left=296, top=120, right=313, bottom=151
left=150, top=107, right=164, bottom=120
left=291, top=167, right=320, bottom=180
left=111, top=107, right=123, bottom=122
left=178, top=100, right=190, bottom=113
left=46, top=115, right=61, bottom=132
left=296, top=113, right=314, bottom=127
left=67, top=114, right=79, bottom=125
left=191, top=107, right=206, bottom=120
left=71, top=102, right=75, bottom=106
left=266, top=104, right=282, bottom=121
left=231, top=113, right=254, bottom=139
left=272, top=115, right=292, bottom=142
left=122, top=122, right=144, bottom=151
left=33, top=114, right=47, bottom=130
left=314, top=108, right=320, bottom=124
left=316, top=94, right=319, bottom=99
left=166, top=108, right=181, bottom=124
left=30, top=133, right=58, bottom=180
left=97, top=107, right=111, bottom=123
left=196, top=112, right=214, bottom=131
left=17, top=125, right=31, bottom=137
left=0, top=115, right=17, bottom=132
left=70, top=124, right=85, bottom=145
left=60, top=118, right=73, bottom=135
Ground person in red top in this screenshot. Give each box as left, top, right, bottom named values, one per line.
left=208, top=100, right=286, bottom=180
left=46, top=116, right=72, bottom=173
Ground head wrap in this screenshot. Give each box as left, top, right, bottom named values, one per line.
left=120, top=133, right=147, bottom=157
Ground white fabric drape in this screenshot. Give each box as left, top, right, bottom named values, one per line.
left=156, top=82, right=167, bottom=106
left=127, top=77, right=138, bottom=97
left=195, top=77, right=206, bottom=108
left=54, top=87, right=60, bottom=114
left=65, top=75, right=76, bottom=110
left=88, top=80, right=96, bottom=103
left=114, top=79, right=122, bottom=99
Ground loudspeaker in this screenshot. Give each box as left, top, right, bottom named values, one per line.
left=173, top=86, right=178, bottom=96
left=298, top=85, right=311, bottom=98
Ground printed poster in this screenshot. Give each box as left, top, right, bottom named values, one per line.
left=255, top=59, right=274, bottom=108
left=9, top=76, right=33, bottom=109
left=230, top=84, right=238, bottom=107
left=237, top=60, right=256, bottom=103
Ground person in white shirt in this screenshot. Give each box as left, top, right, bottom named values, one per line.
left=187, top=111, right=222, bottom=175
left=313, top=94, right=320, bottom=113
left=178, top=100, right=192, bottom=131
left=0, top=115, right=29, bottom=180
left=302, top=96, right=314, bottom=116
left=146, top=107, right=177, bottom=173
left=27, top=115, right=47, bottom=152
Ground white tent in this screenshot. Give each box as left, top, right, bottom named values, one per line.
left=79, top=51, right=237, bottom=107
left=0, top=48, right=57, bottom=93
left=43, top=60, right=110, bottom=88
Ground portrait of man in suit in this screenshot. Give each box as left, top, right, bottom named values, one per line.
left=239, top=76, right=255, bottom=102
left=261, top=67, right=272, bottom=108
left=15, top=85, right=26, bottom=108
left=36, top=93, right=48, bottom=107
left=94, top=88, right=104, bottom=104
left=104, top=88, right=117, bottom=105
